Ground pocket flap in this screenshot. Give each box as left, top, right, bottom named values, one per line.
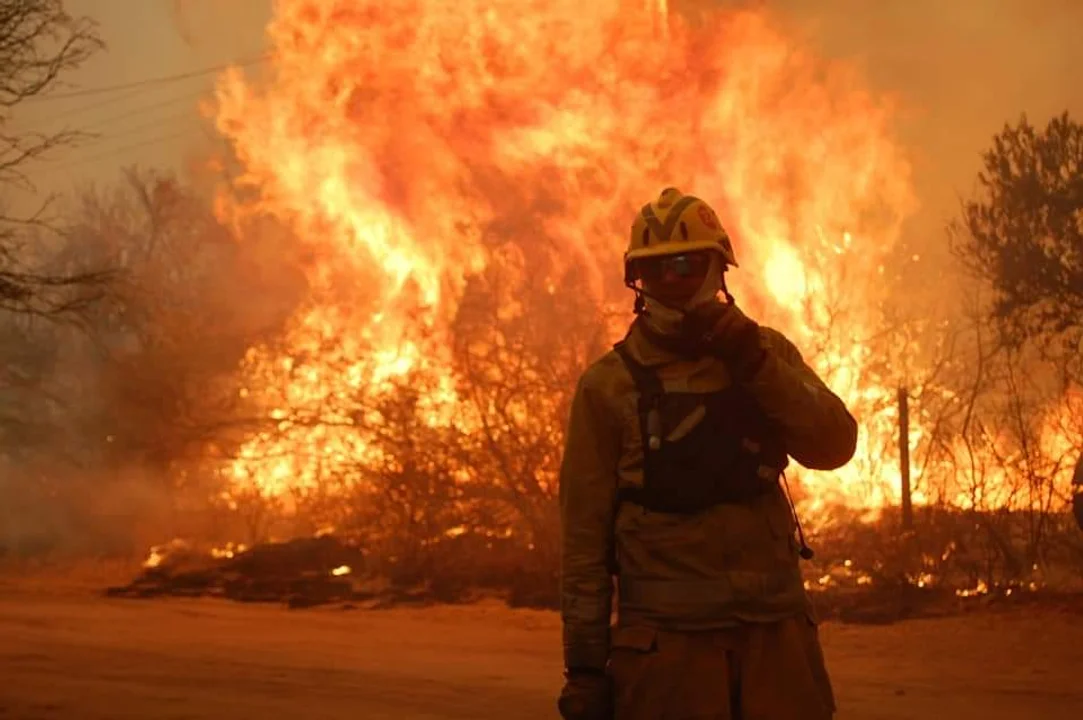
left=611, top=625, right=658, bottom=652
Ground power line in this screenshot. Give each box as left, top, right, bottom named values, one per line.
left=17, top=84, right=197, bottom=135
left=17, top=55, right=266, bottom=176
left=30, top=89, right=238, bottom=172
left=34, top=112, right=204, bottom=163
left=28, top=55, right=268, bottom=102
left=43, top=127, right=208, bottom=171
left=50, top=86, right=151, bottom=118
left=76, top=91, right=212, bottom=134
left=93, top=109, right=205, bottom=141
left=47, top=117, right=213, bottom=163
left=32, top=87, right=210, bottom=136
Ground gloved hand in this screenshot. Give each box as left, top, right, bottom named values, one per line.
left=557, top=668, right=612, bottom=720
left=680, top=299, right=767, bottom=381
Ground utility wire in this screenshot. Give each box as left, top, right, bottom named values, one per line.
left=75, top=91, right=213, bottom=134
left=32, top=89, right=209, bottom=138
left=88, top=109, right=205, bottom=142
left=28, top=55, right=268, bottom=102
left=48, top=87, right=151, bottom=118
left=44, top=127, right=207, bottom=171
left=22, top=56, right=264, bottom=174
left=50, top=118, right=212, bottom=163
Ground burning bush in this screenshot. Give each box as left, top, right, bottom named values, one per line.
left=6, top=2, right=1081, bottom=625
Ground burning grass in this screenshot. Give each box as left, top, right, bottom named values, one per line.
left=106, top=530, right=543, bottom=609
left=804, top=505, right=1083, bottom=622
left=109, top=535, right=364, bottom=608
left=103, top=505, right=1083, bottom=622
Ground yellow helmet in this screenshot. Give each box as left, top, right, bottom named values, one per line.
left=625, top=188, right=738, bottom=278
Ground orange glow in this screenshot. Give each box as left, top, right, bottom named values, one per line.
left=206, top=0, right=1075, bottom=520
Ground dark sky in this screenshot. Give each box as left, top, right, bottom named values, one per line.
left=11, top=0, right=1083, bottom=245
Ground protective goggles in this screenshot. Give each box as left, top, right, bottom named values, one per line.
left=630, top=251, right=713, bottom=283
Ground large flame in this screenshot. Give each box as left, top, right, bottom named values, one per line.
left=208, top=0, right=1075, bottom=519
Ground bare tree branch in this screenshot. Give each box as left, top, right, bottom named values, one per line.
left=0, top=1, right=106, bottom=321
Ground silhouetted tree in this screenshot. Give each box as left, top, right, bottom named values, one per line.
left=953, top=112, right=1083, bottom=347
left=61, top=168, right=305, bottom=479
left=946, top=112, right=1083, bottom=585
left=0, top=0, right=107, bottom=317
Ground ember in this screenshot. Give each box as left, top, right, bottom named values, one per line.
left=108, top=535, right=365, bottom=609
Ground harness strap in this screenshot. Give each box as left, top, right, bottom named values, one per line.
left=612, top=340, right=664, bottom=400
left=612, top=341, right=664, bottom=509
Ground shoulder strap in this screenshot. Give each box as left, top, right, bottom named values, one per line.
left=612, top=340, right=664, bottom=401
left=613, top=339, right=665, bottom=459
left=612, top=341, right=663, bottom=510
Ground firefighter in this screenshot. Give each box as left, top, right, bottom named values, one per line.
left=557, top=188, right=857, bottom=719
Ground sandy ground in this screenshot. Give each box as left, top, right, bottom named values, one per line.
left=1, top=569, right=1081, bottom=719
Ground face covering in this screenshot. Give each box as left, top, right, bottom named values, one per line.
left=642, top=252, right=723, bottom=337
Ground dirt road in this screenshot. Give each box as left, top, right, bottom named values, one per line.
left=1, top=587, right=1080, bottom=719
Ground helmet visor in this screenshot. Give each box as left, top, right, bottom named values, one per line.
left=630, top=250, right=714, bottom=284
